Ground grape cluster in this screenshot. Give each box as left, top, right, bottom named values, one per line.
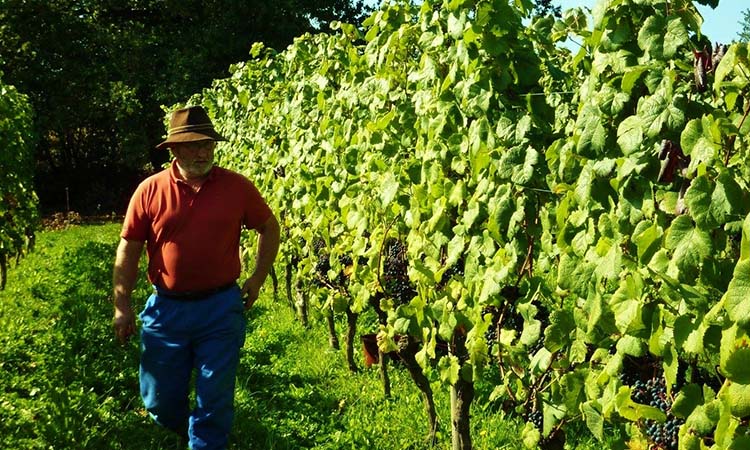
left=645, top=417, right=682, bottom=450
left=313, top=239, right=331, bottom=287
left=527, top=302, right=549, bottom=355
left=382, top=239, right=416, bottom=305
left=312, top=239, right=352, bottom=288
left=631, top=377, right=669, bottom=412
left=526, top=409, right=543, bottom=430
left=484, top=287, right=549, bottom=359
left=483, top=287, right=524, bottom=350
left=619, top=356, right=684, bottom=450
left=436, top=258, right=464, bottom=291
left=483, top=306, right=501, bottom=357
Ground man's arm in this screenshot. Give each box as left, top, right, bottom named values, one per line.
left=112, top=237, right=145, bottom=343
left=241, top=213, right=280, bottom=309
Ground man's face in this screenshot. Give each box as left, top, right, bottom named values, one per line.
left=171, top=140, right=216, bottom=178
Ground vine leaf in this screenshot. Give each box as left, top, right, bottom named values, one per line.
left=664, top=216, right=711, bottom=280
left=713, top=43, right=750, bottom=105
left=632, top=220, right=662, bottom=265
left=684, top=171, right=743, bottom=229
left=723, top=260, right=750, bottom=327
left=671, top=383, right=703, bottom=418
left=616, top=115, right=643, bottom=155
left=581, top=401, right=604, bottom=441
left=545, top=309, right=575, bottom=353
left=681, top=117, right=721, bottom=175
left=615, top=386, right=667, bottom=422
left=684, top=401, right=721, bottom=436
left=637, top=16, right=688, bottom=59
left=380, top=172, right=399, bottom=207
left=575, top=105, right=607, bottom=158
left=720, top=323, right=750, bottom=386
left=742, top=213, right=750, bottom=262
left=609, top=273, right=644, bottom=334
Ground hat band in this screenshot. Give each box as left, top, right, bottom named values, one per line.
left=168, top=123, right=216, bottom=135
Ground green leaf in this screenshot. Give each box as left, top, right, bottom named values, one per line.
left=394, top=317, right=411, bottom=335
left=637, top=88, right=686, bottom=138
left=512, top=147, right=538, bottom=185
left=615, top=386, right=667, bottom=422
left=720, top=381, right=750, bottom=418
left=742, top=213, right=750, bottom=262
left=681, top=118, right=720, bottom=174
left=542, top=400, right=565, bottom=437
left=380, top=172, right=399, bottom=207
left=622, top=66, right=648, bottom=94
left=557, top=254, right=595, bottom=297
left=438, top=354, right=461, bottom=384
left=609, top=273, right=645, bottom=334
left=575, top=105, right=607, bottom=158
left=712, top=170, right=745, bottom=225
left=616, top=115, right=643, bottom=155
left=720, top=324, right=750, bottom=383
left=582, top=401, right=604, bottom=441
left=671, top=384, right=704, bottom=418
left=663, top=344, right=679, bottom=395
left=664, top=216, right=712, bottom=279
left=638, top=92, right=667, bottom=138
left=683, top=176, right=714, bottom=228
left=684, top=171, right=744, bottom=229
left=684, top=401, right=720, bottom=436
left=724, top=260, right=750, bottom=327
left=632, top=220, right=662, bottom=265
left=544, top=309, right=576, bottom=353
left=674, top=315, right=705, bottom=355
left=714, top=43, right=747, bottom=94
left=637, top=16, right=664, bottom=58
left=521, top=422, right=540, bottom=448
left=663, top=17, right=689, bottom=58
left=636, top=15, right=687, bottom=59
left=616, top=335, right=644, bottom=357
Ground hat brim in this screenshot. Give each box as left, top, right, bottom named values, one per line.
left=155, top=130, right=227, bottom=150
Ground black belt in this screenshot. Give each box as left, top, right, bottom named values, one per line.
left=154, top=282, right=237, bottom=301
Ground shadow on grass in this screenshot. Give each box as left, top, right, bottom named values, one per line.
left=229, top=306, right=343, bottom=450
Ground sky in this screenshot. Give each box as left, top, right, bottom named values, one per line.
left=557, top=0, right=747, bottom=44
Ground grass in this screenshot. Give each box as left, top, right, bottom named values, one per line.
left=0, top=223, right=624, bottom=449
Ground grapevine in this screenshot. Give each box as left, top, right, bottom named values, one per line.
left=0, top=73, right=38, bottom=289
left=178, top=0, right=750, bottom=448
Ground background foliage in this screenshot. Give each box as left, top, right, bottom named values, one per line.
left=0, top=0, right=371, bottom=214
left=0, top=70, right=37, bottom=288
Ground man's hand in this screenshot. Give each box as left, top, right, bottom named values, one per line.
left=240, top=214, right=280, bottom=310
left=241, top=276, right=262, bottom=310
left=112, top=238, right=144, bottom=344
left=113, top=303, right=136, bottom=343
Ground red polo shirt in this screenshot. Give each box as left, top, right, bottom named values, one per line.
left=121, top=161, right=272, bottom=292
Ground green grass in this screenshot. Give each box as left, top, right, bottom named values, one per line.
left=0, top=224, right=624, bottom=449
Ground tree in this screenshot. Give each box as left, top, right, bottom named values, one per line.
left=533, top=0, right=561, bottom=17
left=0, top=0, right=371, bottom=214
left=739, top=8, right=750, bottom=42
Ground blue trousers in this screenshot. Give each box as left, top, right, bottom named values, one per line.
left=139, top=285, right=246, bottom=450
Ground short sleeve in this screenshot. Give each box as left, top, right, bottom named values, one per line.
left=121, top=182, right=150, bottom=241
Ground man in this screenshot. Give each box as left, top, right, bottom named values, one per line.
left=112, top=105, right=280, bottom=450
